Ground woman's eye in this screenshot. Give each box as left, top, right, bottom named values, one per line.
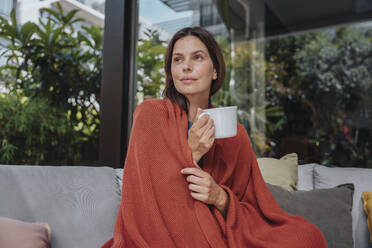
left=173, top=57, right=181, bottom=62
left=194, top=55, right=203, bottom=60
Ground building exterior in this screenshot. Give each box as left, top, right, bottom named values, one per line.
left=0, top=0, right=13, bottom=18
left=17, top=0, right=104, bottom=27
left=16, top=0, right=170, bottom=39
left=160, top=0, right=229, bottom=37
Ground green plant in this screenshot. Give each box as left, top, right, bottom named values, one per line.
left=265, top=24, right=372, bottom=167
left=0, top=5, right=103, bottom=165
left=293, top=26, right=372, bottom=166
left=0, top=93, right=79, bottom=164
left=231, top=41, right=285, bottom=155
left=136, top=28, right=167, bottom=103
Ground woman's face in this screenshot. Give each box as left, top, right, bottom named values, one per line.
left=171, top=35, right=217, bottom=101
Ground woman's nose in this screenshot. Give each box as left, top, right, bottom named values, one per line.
left=182, top=60, right=193, bottom=72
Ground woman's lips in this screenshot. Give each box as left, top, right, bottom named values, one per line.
left=181, top=78, right=196, bottom=83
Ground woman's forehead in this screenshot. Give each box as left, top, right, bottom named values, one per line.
left=173, top=36, right=209, bottom=55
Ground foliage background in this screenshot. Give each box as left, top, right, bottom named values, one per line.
left=0, top=5, right=102, bottom=165
left=1, top=5, right=371, bottom=168
left=135, top=26, right=372, bottom=168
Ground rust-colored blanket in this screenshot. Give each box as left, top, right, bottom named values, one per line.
left=102, top=98, right=327, bottom=248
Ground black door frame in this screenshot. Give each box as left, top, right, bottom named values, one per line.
left=99, top=0, right=138, bottom=168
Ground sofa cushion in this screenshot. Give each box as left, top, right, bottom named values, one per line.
left=268, top=183, right=354, bottom=248
left=298, top=163, right=318, bottom=190
left=0, top=217, right=51, bottom=248
left=0, top=165, right=122, bottom=248
left=362, top=192, right=372, bottom=245
left=314, top=165, right=372, bottom=248
left=257, top=153, right=298, bottom=190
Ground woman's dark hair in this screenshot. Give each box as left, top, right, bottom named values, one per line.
left=162, top=27, right=226, bottom=113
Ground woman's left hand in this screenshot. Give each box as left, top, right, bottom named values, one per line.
left=181, top=161, right=228, bottom=215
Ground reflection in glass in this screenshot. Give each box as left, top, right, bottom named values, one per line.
left=137, top=0, right=372, bottom=168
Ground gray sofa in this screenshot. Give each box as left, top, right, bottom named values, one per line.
left=0, top=164, right=370, bottom=248
left=298, top=163, right=372, bottom=248
left=0, top=165, right=122, bottom=248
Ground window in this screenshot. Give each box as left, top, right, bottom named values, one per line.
left=136, top=0, right=372, bottom=168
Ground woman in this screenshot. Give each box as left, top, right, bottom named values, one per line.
left=102, top=27, right=327, bottom=248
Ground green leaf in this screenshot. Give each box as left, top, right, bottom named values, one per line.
left=50, top=27, right=62, bottom=45
left=20, top=22, right=37, bottom=42
left=10, top=9, right=17, bottom=30
left=56, top=2, right=64, bottom=17
left=69, top=18, right=85, bottom=25
left=40, top=8, right=61, bottom=22
left=63, top=9, right=79, bottom=24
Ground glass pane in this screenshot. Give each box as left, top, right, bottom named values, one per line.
left=0, top=0, right=105, bottom=166
left=263, top=22, right=372, bottom=167
left=0, top=0, right=12, bottom=17
left=136, top=0, right=229, bottom=104
left=136, top=0, right=372, bottom=168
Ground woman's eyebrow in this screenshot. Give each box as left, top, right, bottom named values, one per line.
left=192, top=50, right=207, bottom=55
left=173, top=50, right=207, bottom=56
left=172, top=52, right=183, bottom=56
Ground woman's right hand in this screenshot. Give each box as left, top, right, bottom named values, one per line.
left=187, top=108, right=215, bottom=163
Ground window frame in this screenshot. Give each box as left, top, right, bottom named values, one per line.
left=99, top=0, right=138, bottom=168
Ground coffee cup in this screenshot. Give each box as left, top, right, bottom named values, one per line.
left=198, top=106, right=237, bottom=139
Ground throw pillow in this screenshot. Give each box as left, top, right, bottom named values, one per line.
left=0, top=217, right=51, bottom=248
left=362, top=192, right=372, bottom=244
left=267, top=183, right=354, bottom=248
left=257, top=153, right=298, bottom=191
left=297, top=163, right=318, bottom=190
left=313, top=165, right=372, bottom=248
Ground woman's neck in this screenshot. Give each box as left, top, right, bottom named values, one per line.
left=187, top=99, right=209, bottom=122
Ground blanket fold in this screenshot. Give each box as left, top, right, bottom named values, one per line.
left=102, top=98, right=327, bottom=248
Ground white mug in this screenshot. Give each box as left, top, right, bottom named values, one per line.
left=198, top=106, right=238, bottom=139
